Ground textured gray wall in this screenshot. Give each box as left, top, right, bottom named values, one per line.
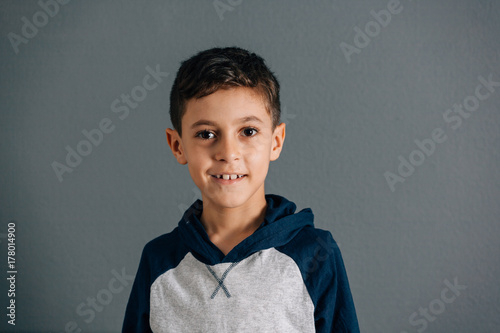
left=1, top=0, right=499, bottom=332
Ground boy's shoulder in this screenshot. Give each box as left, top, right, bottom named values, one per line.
left=144, top=227, right=181, bottom=250
left=283, top=225, right=341, bottom=257
left=139, top=227, right=189, bottom=274
left=276, top=225, right=344, bottom=279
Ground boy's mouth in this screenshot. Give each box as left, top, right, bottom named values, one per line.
left=211, top=174, right=246, bottom=180
left=210, top=174, right=246, bottom=185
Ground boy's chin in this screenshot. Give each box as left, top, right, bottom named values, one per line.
left=202, top=193, right=250, bottom=209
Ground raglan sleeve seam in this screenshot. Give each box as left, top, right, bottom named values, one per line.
left=122, top=243, right=153, bottom=333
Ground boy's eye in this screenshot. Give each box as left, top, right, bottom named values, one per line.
left=196, top=130, right=215, bottom=140
left=243, top=128, right=258, bottom=137
left=195, top=128, right=259, bottom=140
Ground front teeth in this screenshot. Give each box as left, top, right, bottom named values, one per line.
left=215, top=175, right=244, bottom=179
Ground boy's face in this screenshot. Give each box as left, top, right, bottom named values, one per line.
left=166, top=87, right=286, bottom=210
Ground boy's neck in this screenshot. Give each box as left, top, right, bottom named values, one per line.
left=199, top=194, right=267, bottom=256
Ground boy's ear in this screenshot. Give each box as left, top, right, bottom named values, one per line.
left=165, top=128, right=187, bottom=165
left=270, top=122, right=286, bottom=161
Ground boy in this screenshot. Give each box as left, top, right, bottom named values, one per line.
left=122, top=47, right=359, bottom=332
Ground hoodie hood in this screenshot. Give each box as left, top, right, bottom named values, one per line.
left=178, top=194, right=314, bottom=264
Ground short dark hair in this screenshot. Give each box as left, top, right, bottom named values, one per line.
left=169, top=46, right=281, bottom=137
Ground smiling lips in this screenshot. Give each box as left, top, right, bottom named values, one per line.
left=210, top=174, right=247, bottom=184
left=212, top=174, right=246, bottom=180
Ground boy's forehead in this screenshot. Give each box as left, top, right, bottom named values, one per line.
left=182, top=87, right=271, bottom=127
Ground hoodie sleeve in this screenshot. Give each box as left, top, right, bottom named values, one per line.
left=277, top=228, right=360, bottom=333
left=122, top=244, right=153, bottom=333
left=314, top=231, right=360, bottom=333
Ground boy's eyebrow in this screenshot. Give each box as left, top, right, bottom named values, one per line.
left=190, top=116, right=264, bottom=129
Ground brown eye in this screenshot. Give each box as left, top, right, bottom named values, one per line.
left=196, top=130, right=215, bottom=140
left=243, top=128, right=258, bottom=137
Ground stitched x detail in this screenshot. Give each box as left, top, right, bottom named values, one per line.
left=205, top=262, right=240, bottom=299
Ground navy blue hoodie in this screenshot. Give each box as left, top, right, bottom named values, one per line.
left=123, top=194, right=359, bottom=332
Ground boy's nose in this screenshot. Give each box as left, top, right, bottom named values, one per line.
left=215, top=136, right=241, bottom=161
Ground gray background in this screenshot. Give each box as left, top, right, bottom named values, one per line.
left=1, top=0, right=499, bottom=332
